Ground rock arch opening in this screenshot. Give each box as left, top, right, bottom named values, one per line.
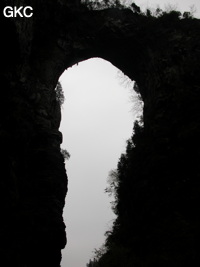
left=58, top=58, right=143, bottom=267
left=2, top=2, right=200, bottom=266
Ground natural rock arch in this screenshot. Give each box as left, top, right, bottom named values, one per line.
left=1, top=0, right=200, bottom=266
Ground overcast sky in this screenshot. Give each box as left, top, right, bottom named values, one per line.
left=60, top=1, right=200, bottom=267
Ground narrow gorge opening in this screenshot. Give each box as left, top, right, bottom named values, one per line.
left=58, top=58, right=143, bottom=267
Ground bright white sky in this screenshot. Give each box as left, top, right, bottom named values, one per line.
left=60, top=58, right=137, bottom=267
left=60, top=1, right=200, bottom=267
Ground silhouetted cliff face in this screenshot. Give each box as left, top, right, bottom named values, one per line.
left=1, top=1, right=69, bottom=266
left=1, top=0, right=200, bottom=266
left=90, top=12, right=200, bottom=266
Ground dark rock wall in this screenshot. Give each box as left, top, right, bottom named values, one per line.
left=1, top=1, right=69, bottom=266
left=1, top=0, right=200, bottom=266
left=89, top=13, right=200, bottom=266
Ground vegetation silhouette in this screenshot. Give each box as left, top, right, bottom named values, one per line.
left=55, top=82, right=65, bottom=107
